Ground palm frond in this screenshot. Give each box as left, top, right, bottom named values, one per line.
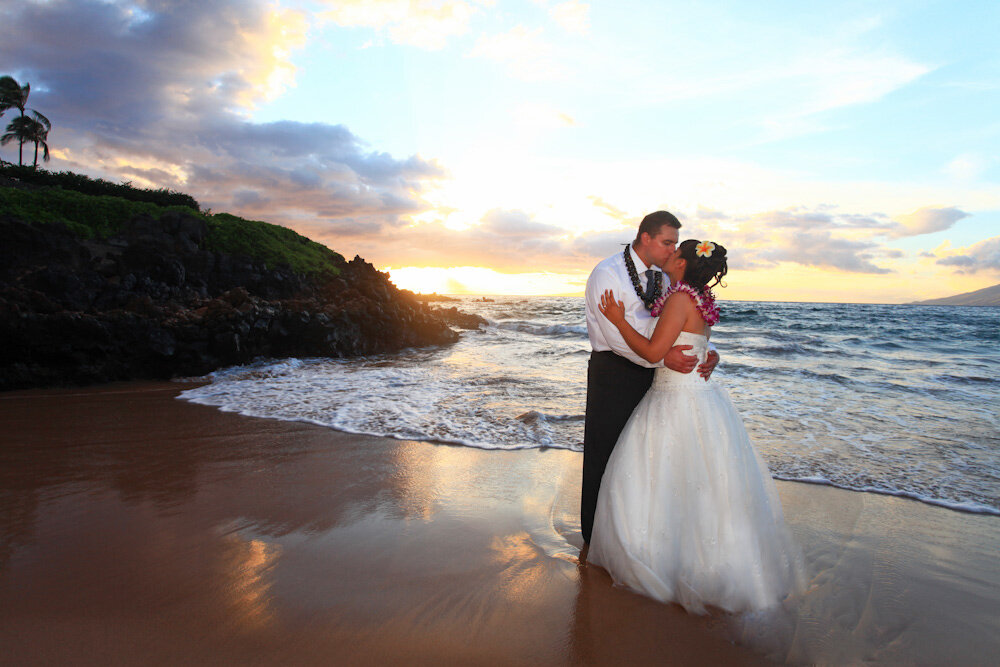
left=30, top=109, right=51, bottom=131
left=2, top=116, right=37, bottom=144
left=0, top=76, right=28, bottom=111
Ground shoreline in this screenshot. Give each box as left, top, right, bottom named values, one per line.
left=2, top=381, right=999, bottom=664
left=178, top=377, right=1000, bottom=520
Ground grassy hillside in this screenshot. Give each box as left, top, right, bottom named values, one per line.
left=0, top=186, right=344, bottom=276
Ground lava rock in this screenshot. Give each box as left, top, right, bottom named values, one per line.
left=0, top=211, right=464, bottom=390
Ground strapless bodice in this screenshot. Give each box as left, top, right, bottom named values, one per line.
left=652, top=331, right=711, bottom=389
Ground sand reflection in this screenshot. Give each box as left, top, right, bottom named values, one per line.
left=218, top=533, right=282, bottom=632
left=388, top=440, right=582, bottom=560
left=490, top=532, right=552, bottom=603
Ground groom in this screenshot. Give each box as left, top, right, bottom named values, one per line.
left=581, top=210, right=719, bottom=544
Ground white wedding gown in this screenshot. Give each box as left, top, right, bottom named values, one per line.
left=589, top=331, right=805, bottom=614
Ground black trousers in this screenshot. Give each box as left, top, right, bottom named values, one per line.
left=581, top=350, right=654, bottom=544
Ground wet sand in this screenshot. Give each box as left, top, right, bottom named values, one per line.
left=1, top=382, right=998, bottom=665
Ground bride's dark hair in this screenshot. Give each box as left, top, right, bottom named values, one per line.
left=678, top=239, right=728, bottom=292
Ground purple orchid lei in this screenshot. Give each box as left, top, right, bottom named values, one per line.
left=650, top=281, right=720, bottom=325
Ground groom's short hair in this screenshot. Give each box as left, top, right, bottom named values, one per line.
left=635, top=210, right=681, bottom=242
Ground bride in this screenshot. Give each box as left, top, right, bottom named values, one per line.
left=588, top=239, right=804, bottom=614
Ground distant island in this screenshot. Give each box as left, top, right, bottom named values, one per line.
left=911, top=283, right=1000, bottom=306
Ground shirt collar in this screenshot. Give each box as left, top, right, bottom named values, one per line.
left=629, top=244, right=653, bottom=273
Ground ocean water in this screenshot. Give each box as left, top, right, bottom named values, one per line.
left=179, top=297, right=1000, bottom=516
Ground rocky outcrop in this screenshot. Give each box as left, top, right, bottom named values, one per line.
left=0, top=211, right=462, bottom=390
left=430, top=306, right=488, bottom=330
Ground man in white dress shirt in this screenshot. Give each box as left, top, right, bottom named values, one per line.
left=581, top=210, right=719, bottom=545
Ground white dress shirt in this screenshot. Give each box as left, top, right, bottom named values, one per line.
left=585, top=245, right=663, bottom=368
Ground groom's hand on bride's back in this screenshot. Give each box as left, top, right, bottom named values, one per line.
left=664, top=345, right=698, bottom=373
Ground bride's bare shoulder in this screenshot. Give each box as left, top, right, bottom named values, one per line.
left=664, top=291, right=697, bottom=312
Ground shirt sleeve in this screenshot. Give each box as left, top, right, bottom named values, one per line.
left=585, top=265, right=662, bottom=368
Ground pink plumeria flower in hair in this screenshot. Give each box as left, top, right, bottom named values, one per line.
left=695, top=241, right=716, bottom=258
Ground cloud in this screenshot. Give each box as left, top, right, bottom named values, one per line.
left=326, top=203, right=901, bottom=276
left=588, top=196, right=632, bottom=223
left=511, top=102, right=577, bottom=131
left=232, top=188, right=271, bottom=209
left=630, top=37, right=931, bottom=144
left=944, top=153, right=991, bottom=181
left=319, top=0, right=488, bottom=50
left=1, top=0, right=444, bottom=233
left=550, top=1, right=590, bottom=35
left=890, top=206, right=970, bottom=238
left=571, top=229, right=634, bottom=261
left=764, top=231, right=891, bottom=274
left=936, top=236, right=1000, bottom=274
left=337, top=211, right=572, bottom=271
left=481, top=208, right=564, bottom=237
left=687, top=207, right=895, bottom=274
left=747, top=208, right=891, bottom=231
left=795, top=50, right=929, bottom=117
left=468, top=25, right=566, bottom=80
left=5, top=0, right=306, bottom=120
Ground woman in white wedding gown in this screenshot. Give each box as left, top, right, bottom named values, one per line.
left=589, top=240, right=804, bottom=614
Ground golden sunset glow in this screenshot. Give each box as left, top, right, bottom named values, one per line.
left=386, top=266, right=588, bottom=296
left=383, top=260, right=998, bottom=303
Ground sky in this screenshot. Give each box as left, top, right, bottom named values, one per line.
left=2, top=0, right=999, bottom=302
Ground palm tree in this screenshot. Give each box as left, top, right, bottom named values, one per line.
left=2, top=113, right=50, bottom=167
left=0, top=77, right=14, bottom=162
left=1, top=116, right=32, bottom=162
left=0, top=76, right=50, bottom=166
left=26, top=113, right=51, bottom=167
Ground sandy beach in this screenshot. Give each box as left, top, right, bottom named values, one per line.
left=2, top=382, right=998, bottom=665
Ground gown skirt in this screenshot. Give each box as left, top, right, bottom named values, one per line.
left=589, top=332, right=805, bottom=614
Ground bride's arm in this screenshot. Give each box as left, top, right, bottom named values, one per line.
left=599, top=290, right=688, bottom=364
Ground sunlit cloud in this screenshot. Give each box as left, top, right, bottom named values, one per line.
left=249, top=6, right=309, bottom=106
left=319, top=0, right=488, bottom=50
left=935, top=236, right=1000, bottom=274
left=587, top=196, right=631, bottom=224
left=686, top=207, right=895, bottom=274
left=890, top=206, right=970, bottom=238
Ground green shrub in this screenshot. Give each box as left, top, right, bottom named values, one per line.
left=0, top=187, right=343, bottom=276
left=0, top=187, right=172, bottom=238
left=0, top=164, right=200, bottom=210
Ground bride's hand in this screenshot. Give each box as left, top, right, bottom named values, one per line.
left=599, top=289, right=626, bottom=325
